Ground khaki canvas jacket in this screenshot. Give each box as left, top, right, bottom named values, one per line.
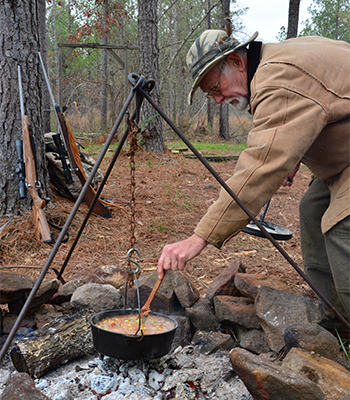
left=194, top=36, right=350, bottom=248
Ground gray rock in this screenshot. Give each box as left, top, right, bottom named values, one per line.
left=171, top=315, right=194, bottom=350
left=240, top=329, right=270, bottom=354
left=2, top=314, right=36, bottom=335
left=186, top=297, right=218, bottom=332
left=282, top=347, right=350, bottom=400
left=230, top=347, right=326, bottom=400
left=172, top=271, right=199, bottom=308
left=8, top=276, right=57, bottom=315
left=91, top=265, right=128, bottom=289
left=284, top=323, right=339, bottom=360
left=126, top=272, right=178, bottom=314
left=71, top=283, right=123, bottom=312
left=191, top=330, right=236, bottom=354
left=25, top=279, right=60, bottom=315
left=1, top=372, right=51, bottom=399
left=255, top=286, right=323, bottom=352
left=206, top=261, right=244, bottom=303
left=234, top=272, right=292, bottom=299
left=50, top=278, right=85, bottom=304
left=0, top=271, right=33, bottom=303
left=214, top=296, right=261, bottom=329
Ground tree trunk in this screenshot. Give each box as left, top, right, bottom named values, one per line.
left=334, top=0, right=340, bottom=40
left=206, top=0, right=213, bottom=130
left=287, top=0, right=301, bottom=39
left=219, top=0, right=230, bottom=140
left=0, top=0, right=49, bottom=215
left=38, top=0, right=51, bottom=133
left=138, top=0, right=166, bottom=153
left=52, top=0, right=60, bottom=97
left=100, top=0, right=109, bottom=131
left=101, top=42, right=108, bottom=131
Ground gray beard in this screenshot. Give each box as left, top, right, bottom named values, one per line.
left=224, top=96, right=249, bottom=111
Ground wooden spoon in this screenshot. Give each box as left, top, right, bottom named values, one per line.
left=140, top=271, right=166, bottom=324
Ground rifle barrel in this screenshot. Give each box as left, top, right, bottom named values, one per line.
left=18, top=66, right=25, bottom=117
left=38, top=52, right=73, bottom=169
left=38, top=53, right=57, bottom=111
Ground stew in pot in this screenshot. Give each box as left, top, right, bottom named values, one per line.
left=96, top=314, right=175, bottom=336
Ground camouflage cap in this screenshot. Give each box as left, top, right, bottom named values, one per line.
left=186, top=30, right=258, bottom=105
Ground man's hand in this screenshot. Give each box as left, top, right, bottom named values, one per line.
left=157, top=234, right=208, bottom=279
left=282, top=162, right=300, bottom=187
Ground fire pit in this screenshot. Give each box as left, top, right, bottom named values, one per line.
left=90, top=309, right=177, bottom=360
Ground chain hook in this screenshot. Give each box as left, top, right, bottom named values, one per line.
left=126, top=248, right=141, bottom=274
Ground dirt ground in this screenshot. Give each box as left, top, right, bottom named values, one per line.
left=0, top=145, right=314, bottom=299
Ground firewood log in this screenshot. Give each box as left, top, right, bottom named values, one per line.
left=9, top=310, right=94, bottom=378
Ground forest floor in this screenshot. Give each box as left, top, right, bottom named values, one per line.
left=0, top=143, right=314, bottom=300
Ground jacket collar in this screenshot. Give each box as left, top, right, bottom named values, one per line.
left=247, top=41, right=262, bottom=100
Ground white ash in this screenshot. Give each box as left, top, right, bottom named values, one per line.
left=34, top=345, right=253, bottom=400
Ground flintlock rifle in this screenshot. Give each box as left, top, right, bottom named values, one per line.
left=17, top=65, right=54, bottom=243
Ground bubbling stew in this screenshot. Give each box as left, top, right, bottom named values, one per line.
left=96, top=314, right=175, bottom=336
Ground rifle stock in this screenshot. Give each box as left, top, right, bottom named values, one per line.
left=21, top=114, right=53, bottom=243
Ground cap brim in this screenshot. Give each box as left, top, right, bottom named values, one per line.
left=188, top=31, right=259, bottom=105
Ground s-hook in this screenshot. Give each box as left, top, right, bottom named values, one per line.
left=126, top=248, right=141, bottom=275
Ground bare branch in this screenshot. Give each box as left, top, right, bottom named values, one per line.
left=158, top=0, right=181, bottom=22
left=165, top=0, right=221, bottom=74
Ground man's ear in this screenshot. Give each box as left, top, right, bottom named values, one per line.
left=226, top=52, right=245, bottom=71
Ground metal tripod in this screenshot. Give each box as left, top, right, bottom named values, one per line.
left=1, top=73, right=349, bottom=364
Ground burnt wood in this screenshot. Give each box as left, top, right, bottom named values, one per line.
left=9, top=310, right=94, bottom=378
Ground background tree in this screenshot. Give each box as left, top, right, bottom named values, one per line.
left=287, top=0, right=301, bottom=38
left=0, top=0, right=48, bottom=215
left=100, top=0, right=109, bottom=131
left=300, top=0, right=350, bottom=41
left=44, top=0, right=248, bottom=143
left=38, top=0, right=51, bottom=133
left=206, top=0, right=213, bottom=130
left=45, top=0, right=128, bottom=123
left=138, top=0, right=166, bottom=153
left=219, top=0, right=231, bottom=140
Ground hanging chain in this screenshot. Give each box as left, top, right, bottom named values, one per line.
left=126, top=119, right=141, bottom=288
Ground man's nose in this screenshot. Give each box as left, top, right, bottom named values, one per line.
left=213, top=93, right=224, bottom=104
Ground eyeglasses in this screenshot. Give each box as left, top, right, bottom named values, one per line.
left=205, top=70, right=222, bottom=99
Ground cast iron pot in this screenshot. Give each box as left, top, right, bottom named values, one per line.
left=90, top=309, right=177, bottom=360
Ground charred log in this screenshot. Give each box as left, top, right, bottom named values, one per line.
left=9, top=310, right=94, bottom=378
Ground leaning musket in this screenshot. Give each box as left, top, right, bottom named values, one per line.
left=38, top=52, right=111, bottom=218
left=18, top=65, right=54, bottom=243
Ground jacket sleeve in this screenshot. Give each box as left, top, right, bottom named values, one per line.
left=194, top=86, right=327, bottom=248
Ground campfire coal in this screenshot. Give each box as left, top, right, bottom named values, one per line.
left=32, top=346, right=252, bottom=400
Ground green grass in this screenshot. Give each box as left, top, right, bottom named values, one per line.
left=78, top=141, right=118, bottom=155
left=147, top=222, right=171, bottom=232
left=80, top=139, right=246, bottom=156
left=335, top=328, right=350, bottom=361
left=168, top=141, right=246, bottom=153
